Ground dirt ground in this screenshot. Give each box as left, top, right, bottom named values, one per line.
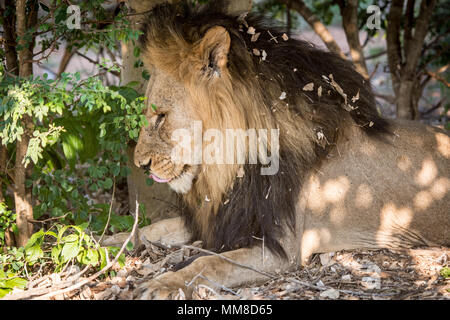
left=25, top=243, right=447, bottom=300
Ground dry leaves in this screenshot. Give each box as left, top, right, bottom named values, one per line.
left=247, top=26, right=256, bottom=35
left=351, top=89, right=360, bottom=103
left=237, top=167, right=245, bottom=178
left=262, top=50, right=267, bottom=61
left=251, top=32, right=261, bottom=42
left=322, top=74, right=357, bottom=111
left=302, top=82, right=314, bottom=91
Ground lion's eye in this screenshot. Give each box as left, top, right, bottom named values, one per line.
left=154, top=113, right=165, bottom=129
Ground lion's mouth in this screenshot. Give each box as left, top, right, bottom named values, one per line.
left=150, top=173, right=172, bottom=183
left=149, top=166, right=189, bottom=184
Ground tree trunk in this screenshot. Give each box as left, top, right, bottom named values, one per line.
left=14, top=0, right=38, bottom=247
left=396, top=80, right=415, bottom=119
left=1, top=0, right=18, bottom=75
left=386, top=0, right=437, bottom=119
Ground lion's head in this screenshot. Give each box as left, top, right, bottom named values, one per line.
left=134, top=2, right=389, bottom=256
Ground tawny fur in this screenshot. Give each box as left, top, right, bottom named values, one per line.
left=103, top=2, right=450, bottom=299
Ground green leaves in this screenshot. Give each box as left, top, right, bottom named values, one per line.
left=61, top=238, right=80, bottom=262
left=24, top=229, right=45, bottom=263
left=1, top=223, right=128, bottom=297
left=0, top=269, right=28, bottom=298
left=0, top=203, right=16, bottom=247
left=0, top=70, right=148, bottom=223
left=441, top=267, right=450, bottom=279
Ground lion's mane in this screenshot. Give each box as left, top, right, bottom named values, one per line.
left=140, top=1, right=389, bottom=257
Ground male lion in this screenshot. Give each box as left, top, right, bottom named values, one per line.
left=105, top=2, right=450, bottom=299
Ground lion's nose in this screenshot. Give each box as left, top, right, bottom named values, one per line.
left=138, top=158, right=152, bottom=172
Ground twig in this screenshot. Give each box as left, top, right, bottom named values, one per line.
left=365, top=50, right=387, bottom=61
left=98, top=179, right=116, bottom=244
left=287, top=277, right=327, bottom=291
left=369, top=62, right=380, bottom=80
left=196, top=275, right=241, bottom=298
left=27, top=212, right=70, bottom=223
left=197, top=284, right=224, bottom=299
left=426, top=69, right=450, bottom=88
left=3, top=265, right=90, bottom=300
left=75, top=51, right=120, bottom=77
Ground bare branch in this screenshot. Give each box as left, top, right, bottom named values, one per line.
left=338, top=0, right=369, bottom=78
left=278, top=0, right=345, bottom=59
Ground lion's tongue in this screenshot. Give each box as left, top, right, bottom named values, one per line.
left=150, top=174, right=171, bottom=183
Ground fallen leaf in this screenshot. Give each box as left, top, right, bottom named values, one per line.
left=361, top=276, right=381, bottom=290
left=319, top=252, right=334, bottom=266
left=237, top=167, right=245, bottom=178
left=303, top=82, right=314, bottom=91
left=247, top=26, right=256, bottom=35
left=351, top=90, right=360, bottom=103
left=341, top=274, right=352, bottom=281
left=251, top=32, right=261, bottom=42
left=252, top=48, right=260, bottom=56
left=318, top=86, right=322, bottom=97
left=320, top=288, right=340, bottom=299
left=262, top=50, right=267, bottom=61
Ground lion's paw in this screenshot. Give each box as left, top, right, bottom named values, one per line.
left=133, top=272, right=190, bottom=300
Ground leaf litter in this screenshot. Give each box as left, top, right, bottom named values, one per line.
left=5, top=245, right=447, bottom=300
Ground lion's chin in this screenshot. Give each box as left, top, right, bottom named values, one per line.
left=168, top=171, right=196, bottom=194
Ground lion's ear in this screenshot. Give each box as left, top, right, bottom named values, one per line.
left=197, top=26, right=230, bottom=78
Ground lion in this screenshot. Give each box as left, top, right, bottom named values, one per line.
left=103, top=2, right=450, bottom=299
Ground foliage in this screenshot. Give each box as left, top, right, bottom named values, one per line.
left=441, top=266, right=450, bottom=279
left=0, top=203, right=16, bottom=247
left=0, top=64, right=148, bottom=226
left=0, top=0, right=152, bottom=296
left=253, top=0, right=449, bottom=124
left=0, top=223, right=126, bottom=298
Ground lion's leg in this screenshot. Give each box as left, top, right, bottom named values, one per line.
left=101, top=216, right=191, bottom=247
left=134, top=245, right=295, bottom=299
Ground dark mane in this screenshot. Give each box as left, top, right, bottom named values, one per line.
left=140, top=1, right=390, bottom=258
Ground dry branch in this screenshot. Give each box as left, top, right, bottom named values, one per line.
left=278, top=0, right=345, bottom=59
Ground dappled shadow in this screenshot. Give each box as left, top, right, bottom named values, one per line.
left=239, top=247, right=449, bottom=300
left=297, top=120, right=449, bottom=265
